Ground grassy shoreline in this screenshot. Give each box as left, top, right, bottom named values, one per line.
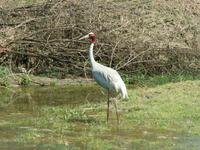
left=0, top=73, right=200, bottom=149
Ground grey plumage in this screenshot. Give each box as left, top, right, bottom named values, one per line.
left=79, top=32, right=128, bottom=123
left=92, top=62, right=128, bottom=99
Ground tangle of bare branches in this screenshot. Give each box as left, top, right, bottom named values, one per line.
left=0, top=0, right=199, bottom=77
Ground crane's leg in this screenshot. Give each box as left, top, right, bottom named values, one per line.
left=113, top=98, right=119, bottom=124
left=107, top=90, right=110, bottom=123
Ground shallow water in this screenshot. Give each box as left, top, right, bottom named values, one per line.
left=0, top=84, right=199, bottom=150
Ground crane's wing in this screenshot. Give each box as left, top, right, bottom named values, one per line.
left=92, top=67, right=121, bottom=90
left=92, top=63, right=128, bottom=99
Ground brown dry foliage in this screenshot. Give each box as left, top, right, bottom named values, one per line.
left=0, top=0, right=200, bottom=77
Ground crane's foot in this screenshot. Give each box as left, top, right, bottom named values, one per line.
left=107, top=99, right=110, bottom=123
left=107, top=90, right=111, bottom=124
left=111, top=97, right=120, bottom=124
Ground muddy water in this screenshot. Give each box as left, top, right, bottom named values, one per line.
left=0, top=84, right=199, bottom=150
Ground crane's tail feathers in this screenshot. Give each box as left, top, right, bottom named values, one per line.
left=122, top=92, right=129, bottom=99
left=120, top=84, right=128, bottom=99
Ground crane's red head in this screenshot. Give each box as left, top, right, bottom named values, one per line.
left=88, top=32, right=96, bottom=43
left=79, top=32, right=96, bottom=43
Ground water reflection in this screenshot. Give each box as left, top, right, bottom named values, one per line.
left=0, top=84, right=105, bottom=112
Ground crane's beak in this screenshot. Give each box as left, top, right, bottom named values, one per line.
left=79, top=34, right=89, bottom=40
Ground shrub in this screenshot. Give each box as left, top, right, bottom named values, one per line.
left=0, top=0, right=199, bottom=76
left=0, top=66, right=9, bottom=86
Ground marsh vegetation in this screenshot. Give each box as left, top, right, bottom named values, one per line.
left=0, top=74, right=200, bottom=149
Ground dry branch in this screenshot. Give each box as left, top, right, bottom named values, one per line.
left=0, top=0, right=200, bottom=76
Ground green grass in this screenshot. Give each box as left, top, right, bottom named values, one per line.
left=123, top=71, right=200, bottom=87
left=0, top=66, right=10, bottom=86
left=0, top=65, right=33, bottom=87
left=0, top=74, right=200, bottom=149
left=126, top=81, right=200, bottom=132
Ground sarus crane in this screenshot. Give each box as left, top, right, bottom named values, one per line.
left=79, top=32, right=128, bottom=123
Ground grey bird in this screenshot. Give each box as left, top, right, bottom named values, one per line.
left=79, top=32, right=128, bottom=123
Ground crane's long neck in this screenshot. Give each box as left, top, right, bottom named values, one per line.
left=89, top=43, right=96, bottom=68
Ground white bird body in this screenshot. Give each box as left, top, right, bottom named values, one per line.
left=79, top=32, right=128, bottom=123
left=92, top=57, right=128, bottom=99
left=89, top=43, right=128, bottom=99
